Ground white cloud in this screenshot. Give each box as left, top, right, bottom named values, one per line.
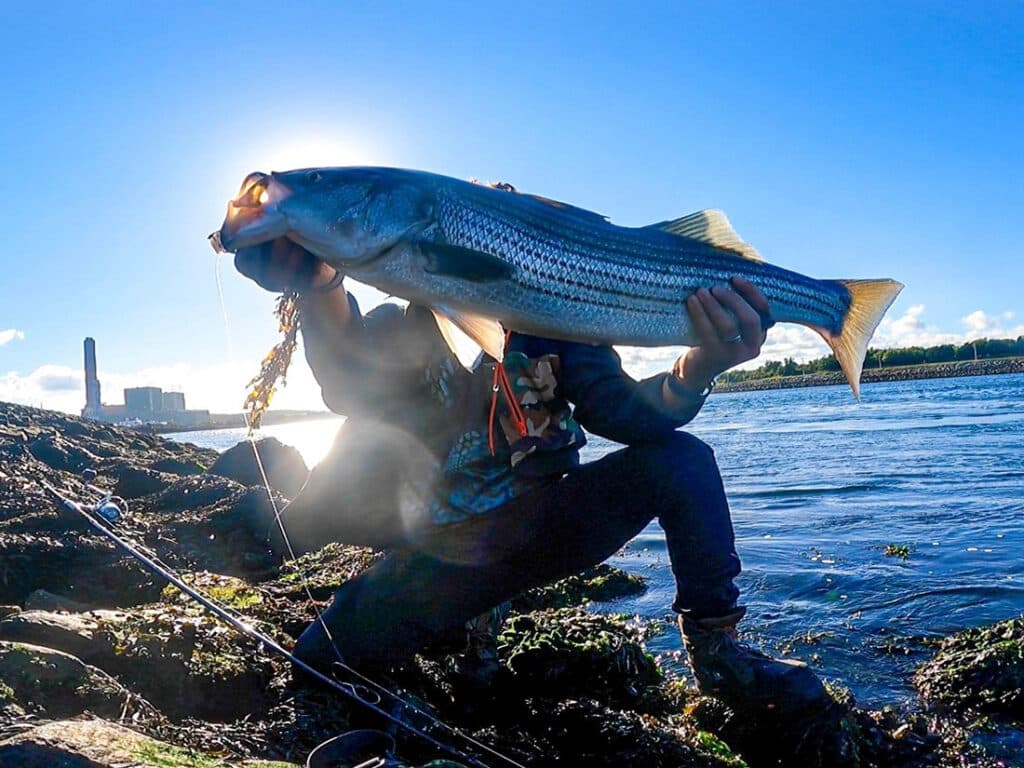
left=5, top=306, right=1021, bottom=414
left=0, top=352, right=326, bottom=416
left=615, top=305, right=1024, bottom=380
left=0, top=329, right=25, bottom=346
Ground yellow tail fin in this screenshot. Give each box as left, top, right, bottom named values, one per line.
left=814, top=279, right=904, bottom=400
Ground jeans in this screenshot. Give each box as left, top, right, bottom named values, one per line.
left=293, top=430, right=741, bottom=669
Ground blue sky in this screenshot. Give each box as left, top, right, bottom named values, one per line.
left=1, top=2, right=1022, bottom=413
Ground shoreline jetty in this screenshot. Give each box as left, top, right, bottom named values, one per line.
left=0, top=399, right=1021, bottom=767
left=718, top=356, right=1024, bottom=394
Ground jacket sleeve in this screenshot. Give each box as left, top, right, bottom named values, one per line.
left=301, top=295, right=434, bottom=417
left=554, top=341, right=705, bottom=444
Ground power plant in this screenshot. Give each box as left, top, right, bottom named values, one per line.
left=80, top=337, right=209, bottom=427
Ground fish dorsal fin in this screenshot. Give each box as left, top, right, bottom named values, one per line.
left=647, top=209, right=762, bottom=261
left=431, top=306, right=505, bottom=367
left=527, top=194, right=610, bottom=225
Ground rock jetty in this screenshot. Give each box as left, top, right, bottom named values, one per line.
left=717, top=358, right=1024, bottom=393
left=0, top=400, right=1019, bottom=767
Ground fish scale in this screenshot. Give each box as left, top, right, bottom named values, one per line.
left=216, top=166, right=904, bottom=397
left=437, top=185, right=845, bottom=336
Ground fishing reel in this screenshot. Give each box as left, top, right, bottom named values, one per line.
left=46, top=468, right=128, bottom=524
left=78, top=467, right=127, bottom=522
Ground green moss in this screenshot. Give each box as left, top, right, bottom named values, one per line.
left=161, top=572, right=263, bottom=611
left=696, top=730, right=749, bottom=767
left=915, top=617, right=1024, bottom=717
left=498, top=608, right=662, bottom=698
left=131, top=741, right=230, bottom=768
left=513, top=564, right=646, bottom=611
left=267, top=542, right=380, bottom=597
left=0, top=681, right=14, bottom=702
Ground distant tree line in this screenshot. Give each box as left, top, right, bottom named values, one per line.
left=718, top=336, right=1024, bottom=383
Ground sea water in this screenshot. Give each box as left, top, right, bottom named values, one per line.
left=168, top=372, right=1024, bottom=709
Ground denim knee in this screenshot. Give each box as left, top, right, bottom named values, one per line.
left=631, top=432, right=719, bottom=487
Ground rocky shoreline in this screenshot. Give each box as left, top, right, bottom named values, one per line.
left=1, top=400, right=1022, bottom=767
left=717, top=357, right=1024, bottom=393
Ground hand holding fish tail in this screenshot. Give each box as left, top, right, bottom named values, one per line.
left=674, top=277, right=772, bottom=394
left=234, top=237, right=342, bottom=293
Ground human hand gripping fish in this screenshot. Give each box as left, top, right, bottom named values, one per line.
left=212, top=167, right=903, bottom=398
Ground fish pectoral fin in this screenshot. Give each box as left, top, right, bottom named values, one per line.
left=431, top=306, right=506, bottom=366
left=646, top=209, right=762, bottom=261
left=418, top=241, right=515, bottom=282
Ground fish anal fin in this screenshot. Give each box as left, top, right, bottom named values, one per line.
left=647, top=209, right=762, bottom=262
left=431, top=307, right=505, bottom=367
left=418, top=241, right=514, bottom=282
left=810, top=279, right=904, bottom=400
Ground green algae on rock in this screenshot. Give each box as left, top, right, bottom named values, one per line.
left=915, top=616, right=1024, bottom=719
left=512, top=563, right=646, bottom=612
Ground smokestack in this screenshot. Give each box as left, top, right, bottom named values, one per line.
left=83, top=337, right=101, bottom=417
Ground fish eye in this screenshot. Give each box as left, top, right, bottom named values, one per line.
left=307, top=170, right=322, bottom=183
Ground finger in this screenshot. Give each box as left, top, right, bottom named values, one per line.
left=699, top=286, right=742, bottom=340
left=730, top=276, right=775, bottom=330
left=686, top=292, right=720, bottom=346
left=712, top=286, right=763, bottom=346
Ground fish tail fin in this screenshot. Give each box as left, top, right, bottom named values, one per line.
left=812, top=279, right=904, bottom=400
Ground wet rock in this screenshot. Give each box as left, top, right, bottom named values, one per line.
left=0, top=609, right=123, bottom=662
left=498, top=608, right=662, bottom=703
left=209, top=437, right=309, bottom=498
left=512, top=563, right=646, bottom=612
left=149, top=456, right=208, bottom=476
left=0, top=718, right=302, bottom=768
left=113, top=465, right=177, bottom=499
left=147, top=474, right=242, bottom=514
left=915, top=616, right=1024, bottom=719
left=24, top=588, right=92, bottom=612
left=0, top=641, right=150, bottom=720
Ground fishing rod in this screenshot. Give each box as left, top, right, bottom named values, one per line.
left=40, top=480, right=521, bottom=768
left=209, top=255, right=525, bottom=768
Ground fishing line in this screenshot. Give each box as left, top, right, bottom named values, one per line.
left=213, top=258, right=526, bottom=768
left=39, top=481, right=499, bottom=768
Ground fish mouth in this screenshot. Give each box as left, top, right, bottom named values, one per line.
left=215, top=172, right=290, bottom=252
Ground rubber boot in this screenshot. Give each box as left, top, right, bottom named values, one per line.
left=452, top=601, right=510, bottom=690
left=679, top=607, right=829, bottom=713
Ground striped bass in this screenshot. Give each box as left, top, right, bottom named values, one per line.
left=215, top=167, right=903, bottom=398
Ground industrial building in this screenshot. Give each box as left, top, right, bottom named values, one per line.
left=81, top=337, right=210, bottom=427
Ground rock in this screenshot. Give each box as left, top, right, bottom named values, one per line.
left=5, top=602, right=276, bottom=722
left=149, top=456, right=207, bottom=476
left=0, top=609, right=124, bottom=662
left=0, top=641, right=149, bottom=720
left=512, top=563, right=646, bottom=612
left=209, top=438, right=309, bottom=498
left=497, top=608, right=662, bottom=702
left=915, top=616, right=1024, bottom=719
left=27, top=434, right=101, bottom=473
left=0, top=718, right=302, bottom=768
left=24, top=589, right=92, bottom=613
left=112, top=465, right=177, bottom=499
